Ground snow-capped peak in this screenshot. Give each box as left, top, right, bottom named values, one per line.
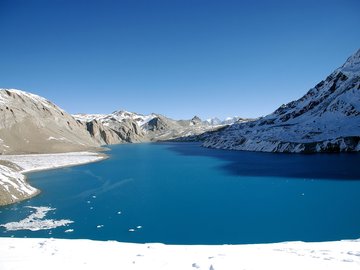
left=337, top=48, right=360, bottom=76
left=111, top=110, right=157, bottom=126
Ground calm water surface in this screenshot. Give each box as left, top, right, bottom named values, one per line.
left=1, top=142, right=360, bottom=244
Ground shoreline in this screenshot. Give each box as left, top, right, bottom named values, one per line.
left=0, top=237, right=359, bottom=269
left=0, top=151, right=107, bottom=206
left=1, top=151, right=108, bottom=174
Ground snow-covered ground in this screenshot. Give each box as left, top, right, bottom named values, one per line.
left=0, top=151, right=106, bottom=173
left=0, top=152, right=106, bottom=205
left=0, top=237, right=359, bottom=270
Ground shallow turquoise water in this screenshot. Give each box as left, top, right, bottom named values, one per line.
left=1, top=142, right=360, bottom=244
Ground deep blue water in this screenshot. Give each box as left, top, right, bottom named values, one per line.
left=1, top=142, right=360, bottom=244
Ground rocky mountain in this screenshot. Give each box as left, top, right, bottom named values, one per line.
left=203, top=49, right=360, bottom=153
left=74, top=111, right=232, bottom=143
left=0, top=89, right=101, bottom=154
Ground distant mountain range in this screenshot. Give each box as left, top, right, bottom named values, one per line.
left=73, top=111, right=243, bottom=145
left=203, top=49, right=360, bottom=153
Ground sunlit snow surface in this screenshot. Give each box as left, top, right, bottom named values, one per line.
left=0, top=237, right=359, bottom=270
left=0, top=206, right=73, bottom=231
left=0, top=151, right=105, bottom=173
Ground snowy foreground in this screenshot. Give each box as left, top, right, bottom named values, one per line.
left=0, top=237, right=359, bottom=270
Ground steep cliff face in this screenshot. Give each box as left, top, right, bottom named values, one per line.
left=203, top=49, right=360, bottom=153
left=80, top=119, right=120, bottom=145
left=74, top=112, right=146, bottom=144
left=0, top=89, right=101, bottom=154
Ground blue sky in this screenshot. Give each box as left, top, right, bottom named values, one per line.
left=0, top=0, right=359, bottom=120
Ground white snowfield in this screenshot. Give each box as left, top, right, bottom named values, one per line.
left=0, top=151, right=106, bottom=173
left=0, top=152, right=106, bottom=205
left=0, top=237, right=359, bottom=270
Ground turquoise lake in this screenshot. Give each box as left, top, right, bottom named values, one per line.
left=1, top=142, right=360, bottom=244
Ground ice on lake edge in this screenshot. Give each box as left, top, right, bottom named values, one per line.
left=0, top=206, right=73, bottom=231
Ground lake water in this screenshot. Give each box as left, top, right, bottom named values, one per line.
left=1, top=142, right=360, bottom=244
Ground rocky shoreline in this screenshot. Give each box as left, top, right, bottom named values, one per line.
left=0, top=151, right=106, bottom=206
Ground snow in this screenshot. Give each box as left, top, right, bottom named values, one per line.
left=73, top=111, right=157, bottom=128
left=338, top=49, right=360, bottom=75
left=0, top=151, right=106, bottom=173
left=0, top=206, right=73, bottom=231
left=0, top=164, right=37, bottom=200
left=204, top=116, right=247, bottom=126
left=0, top=237, right=359, bottom=270
left=72, top=113, right=107, bottom=122
left=47, top=136, right=70, bottom=142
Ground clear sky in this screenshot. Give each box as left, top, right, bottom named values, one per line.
left=0, top=0, right=359, bottom=120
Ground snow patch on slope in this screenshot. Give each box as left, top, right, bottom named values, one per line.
left=0, top=164, right=37, bottom=202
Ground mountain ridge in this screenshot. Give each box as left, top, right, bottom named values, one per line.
left=73, top=110, right=241, bottom=144
left=203, top=48, right=360, bottom=153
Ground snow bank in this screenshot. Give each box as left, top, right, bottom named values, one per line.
left=0, top=237, right=359, bottom=270
left=0, top=151, right=106, bottom=173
